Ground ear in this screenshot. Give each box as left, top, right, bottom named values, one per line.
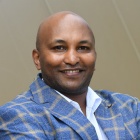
left=32, top=49, right=41, bottom=70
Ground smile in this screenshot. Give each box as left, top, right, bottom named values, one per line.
left=64, top=70, right=80, bottom=74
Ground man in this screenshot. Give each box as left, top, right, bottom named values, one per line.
left=0, top=11, right=140, bottom=140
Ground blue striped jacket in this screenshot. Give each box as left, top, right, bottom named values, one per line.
left=0, top=74, right=140, bottom=139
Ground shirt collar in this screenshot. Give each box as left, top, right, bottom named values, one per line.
left=55, top=87, right=102, bottom=113
left=87, top=87, right=102, bottom=113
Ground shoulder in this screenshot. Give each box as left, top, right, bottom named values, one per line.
left=0, top=89, right=50, bottom=116
left=0, top=91, right=33, bottom=119
left=96, top=89, right=139, bottom=100
left=0, top=91, right=31, bottom=110
left=95, top=89, right=140, bottom=110
left=95, top=90, right=140, bottom=137
left=0, top=90, right=44, bottom=125
left=0, top=91, right=50, bottom=138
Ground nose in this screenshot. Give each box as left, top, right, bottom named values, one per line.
left=64, top=49, right=80, bottom=66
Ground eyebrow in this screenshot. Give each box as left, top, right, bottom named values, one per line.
left=52, top=39, right=92, bottom=45
left=79, top=40, right=92, bottom=46
left=54, top=39, right=66, bottom=44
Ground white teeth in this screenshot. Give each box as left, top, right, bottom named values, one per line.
left=64, top=70, right=79, bottom=73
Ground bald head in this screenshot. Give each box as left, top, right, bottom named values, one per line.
left=36, top=11, right=95, bottom=50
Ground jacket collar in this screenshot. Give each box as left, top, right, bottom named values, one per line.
left=29, top=73, right=58, bottom=104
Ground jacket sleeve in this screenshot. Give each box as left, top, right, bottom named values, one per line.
left=0, top=107, right=47, bottom=140
left=135, top=98, right=140, bottom=138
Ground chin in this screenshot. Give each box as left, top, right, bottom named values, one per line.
left=58, top=85, right=88, bottom=95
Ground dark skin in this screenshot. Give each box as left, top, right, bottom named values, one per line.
left=33, top=11, right=96, bottom=116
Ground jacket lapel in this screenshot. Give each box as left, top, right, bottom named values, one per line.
left=30, top=75, right=98, bottom=140
left=95, top=90, right=126, bottom=140
left=48, top=97, right=98, bottom=140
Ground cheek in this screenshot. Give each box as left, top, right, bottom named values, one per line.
left=41, top=54, right=63, bottom=68
left=83, top=54, right=96, bottom=67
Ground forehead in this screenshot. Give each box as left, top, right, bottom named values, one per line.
left=39, top=14, right=94, bottom=44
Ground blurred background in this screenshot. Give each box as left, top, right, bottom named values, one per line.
left=0, top=0, right=140, bottom=105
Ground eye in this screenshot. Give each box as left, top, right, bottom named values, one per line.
left=53, top=45, right=66, bottom=51
left=79, top=46, right=88, bottom=50
left=78, top=46, right=90, bottom=52
left=55, top=46, right=64, bottom=50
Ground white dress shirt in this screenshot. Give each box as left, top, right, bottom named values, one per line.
left=56, top=87, right=108, bottom=140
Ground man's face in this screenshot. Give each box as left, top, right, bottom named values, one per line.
left=33, top=15, right=96, bottom=95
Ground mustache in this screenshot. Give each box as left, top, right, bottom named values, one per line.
left=60, top=63, right=82, bottom=68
